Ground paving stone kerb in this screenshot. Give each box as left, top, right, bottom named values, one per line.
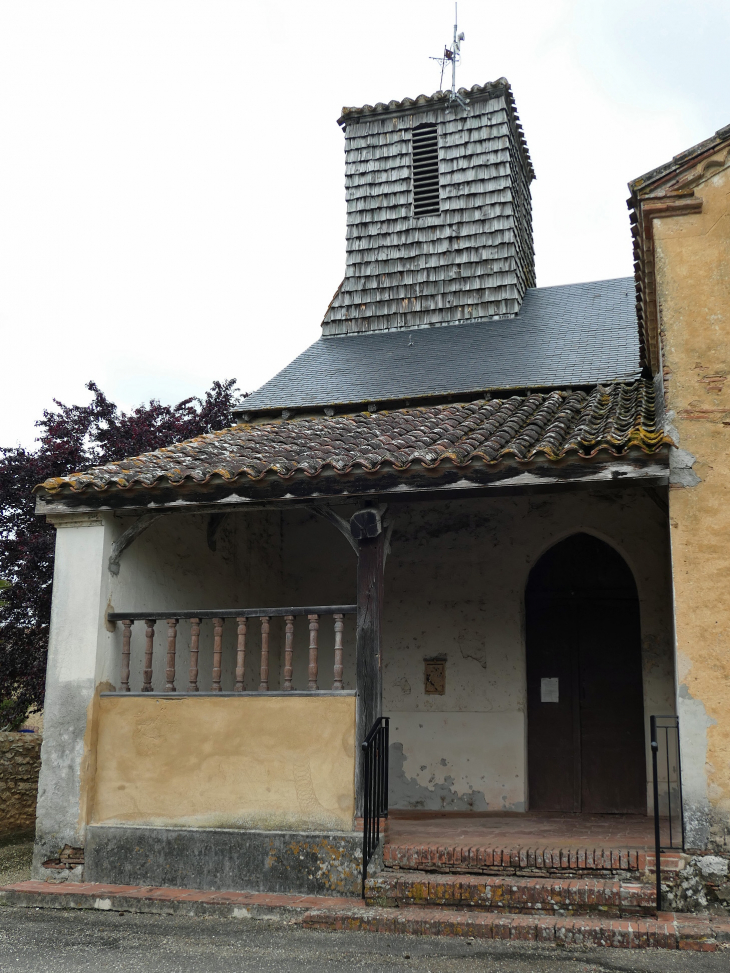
left=2, top=881, right=730, bottom=952
left=0, top=732, right=41, bottom=837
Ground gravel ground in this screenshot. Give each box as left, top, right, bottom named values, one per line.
left=0, top=909, right=726, bottom=973
left=0, top=839, right=32, bottom=887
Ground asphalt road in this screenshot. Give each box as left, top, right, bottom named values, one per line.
left=0, top=909, right=727, bottom=973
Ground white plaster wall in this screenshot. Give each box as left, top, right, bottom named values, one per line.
left=278, top=508, right=358, bottom=692
left=380, top=489, right=675, bottom=812
left=105, top=507, right=357, bottom=695
left=109, top=510, right=283, bottom=692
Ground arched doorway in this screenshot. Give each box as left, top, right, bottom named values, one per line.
left=526, top=533, right=646, bottom=814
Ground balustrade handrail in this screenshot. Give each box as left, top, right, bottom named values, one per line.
left=108, top=605, right=357, bottom=621
left=111, top=605, right=356, bottom=694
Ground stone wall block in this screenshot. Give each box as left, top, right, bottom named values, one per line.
left=0, top=732, right=42, bottom=837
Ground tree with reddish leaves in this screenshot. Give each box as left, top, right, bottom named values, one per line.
left=0, top=379, right=242, bottom=728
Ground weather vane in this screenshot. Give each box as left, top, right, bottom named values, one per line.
left=430, top=2, right=468, bottom=109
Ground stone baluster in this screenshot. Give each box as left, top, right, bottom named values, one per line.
left=332, top=613, right=344, bottom=690
left=283, top=615, right=294, bottom=691
left=165, top=619, right=178, bottom=692
left=211, top=618, right=224, bottom=692
left=142, top=619, right=156, bottom=692
left=120, top=619, right=133, bottom=692
left=308, top=614, right=319, bottom=690
left=235, top=617, right=247, bottom=692
left=188, top=618, right=200, bottom=692
left=259, top=617, right=270, bottom=691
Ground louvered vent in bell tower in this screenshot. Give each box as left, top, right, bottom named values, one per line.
left=412, top=123, right=440, bottom=217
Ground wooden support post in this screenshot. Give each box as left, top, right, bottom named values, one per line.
left=308, top=615, right=319, bottom=690
left=283, top=615, right=294, bottom=691
left=332, top=613, right=344, bottom=690
left=165, top=619, right=177, bottom=692
left=188, top=618, right=200, bottom=692
left=211, top=618, right=224, bottom=692
left=351, top=508, right=385, bottom=815
left=259, top=617, right=270, bottom=691
left=235, top=617, right=247, bottom=692
left=120, top=620, right=133, bottom=692
left=142, top=619, right=156, bottom=692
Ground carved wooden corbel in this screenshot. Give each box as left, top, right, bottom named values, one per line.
left=310, top=504, right=360, bottom=554
left=311, top=503, right=393, bottom=561
left=108, top=513, right=162, bottom=575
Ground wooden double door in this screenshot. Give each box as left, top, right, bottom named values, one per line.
left=526, top=534, right=646, bottom=814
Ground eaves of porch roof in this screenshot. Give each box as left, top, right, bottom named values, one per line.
left=34, top=380, right=671, bottom=516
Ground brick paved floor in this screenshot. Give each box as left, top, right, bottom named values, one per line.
left=386, top=811, right=656, bottom=848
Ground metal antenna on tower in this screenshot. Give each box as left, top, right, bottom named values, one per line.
left=429, top=3, right=468, bottom=110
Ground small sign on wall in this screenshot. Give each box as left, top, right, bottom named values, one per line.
left=424, top=661, right=446, bottom=695
left=541, top=677, right=559, bottom=703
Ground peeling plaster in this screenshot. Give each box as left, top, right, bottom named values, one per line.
left=389, top=742, right=490, bottom=811
left=388, top=711, right=526, bottom=811
left=669, top=447, right=701, bottom=487
left=678, top=682, right=717, bottom=849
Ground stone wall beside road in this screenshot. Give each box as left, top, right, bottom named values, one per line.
left=0, top=732, right=41, bottom=837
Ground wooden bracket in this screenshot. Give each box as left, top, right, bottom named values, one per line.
left=311, top=503, right=393, bottom=562
left=310, top=504, right=359, bottom=554
left=108, top=513, right=162, bottom=575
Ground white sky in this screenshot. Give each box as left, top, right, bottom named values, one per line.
left=0, top=0, right=728, bottom=447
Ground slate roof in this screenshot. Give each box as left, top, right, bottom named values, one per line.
left=36, top=380, right=665, bottom=498
left=240, top=278, right=641, bottom=415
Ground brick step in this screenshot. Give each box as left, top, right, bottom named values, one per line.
left=3, top=881, right=729, bottom=951
left=365, top=871, right=656, bottom=917
left=383, top=843, right=683, bottom=878
left=303, top=904, right=730, bottom=951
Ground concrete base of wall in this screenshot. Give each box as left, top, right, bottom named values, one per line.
left=84, top=825, right=363, bottom=896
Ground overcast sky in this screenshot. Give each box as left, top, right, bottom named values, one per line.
left=1, top=0, right=728, bottom=447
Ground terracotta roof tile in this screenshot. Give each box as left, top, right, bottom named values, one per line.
left=35, top=380, right=667, bottom=498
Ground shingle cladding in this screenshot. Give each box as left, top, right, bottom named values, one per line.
left=243, top=278, right=641, bottom=415
left=322, top=80, right=535, bottom=336
left=36, top=380, right=665, bottom=499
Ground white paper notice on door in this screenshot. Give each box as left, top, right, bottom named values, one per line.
left=541, top=677, right=559, bottom=703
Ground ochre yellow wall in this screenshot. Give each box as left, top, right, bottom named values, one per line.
left=654, top=157, right=730, bottom=845
left=91, top=695, right=356, bottom=832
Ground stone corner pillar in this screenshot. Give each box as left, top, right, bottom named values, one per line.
left=32, top=512, right=115, bottom=879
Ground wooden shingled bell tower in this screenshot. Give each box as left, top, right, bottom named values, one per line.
left=322, top=78, right=536, bottom=337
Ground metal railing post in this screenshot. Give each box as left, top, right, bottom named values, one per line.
left=361, top=716, right=389, bottom=899
left=651, top=715, right=662, bottom=912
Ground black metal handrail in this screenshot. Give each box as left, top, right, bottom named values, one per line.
left=361, top=716, right=389, bottom=898
left=650, top=714, right=684, bottom=912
